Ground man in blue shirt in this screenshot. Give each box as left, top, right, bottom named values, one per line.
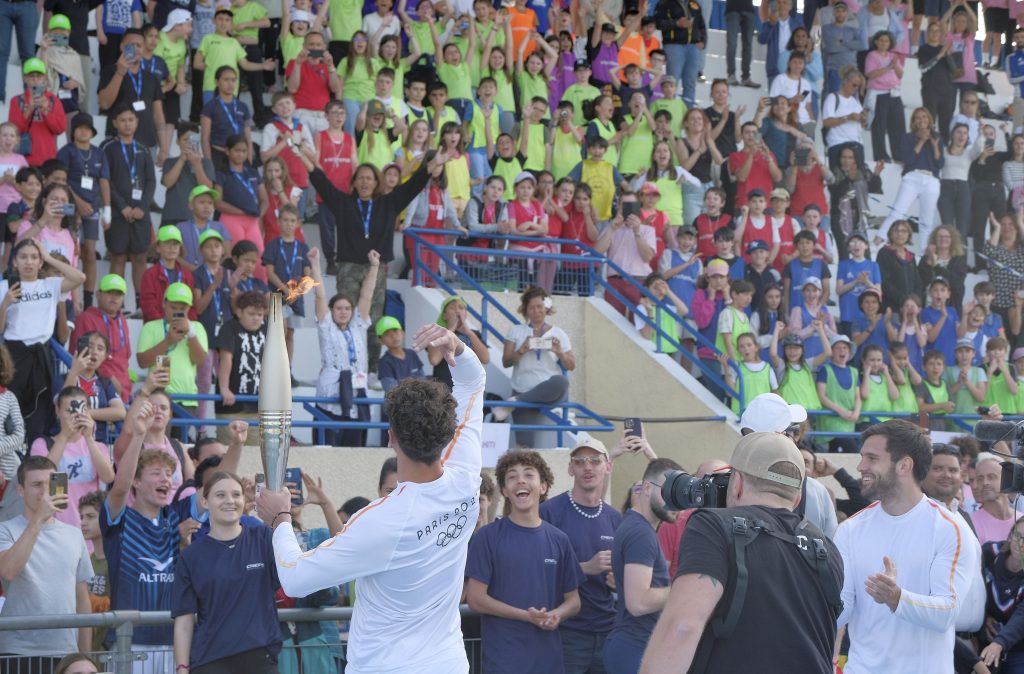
left=605, top=457, right=682, bottom=674
left=541, top=435, right=625, bottom=674
left=467, top=450, right=586, bottom=674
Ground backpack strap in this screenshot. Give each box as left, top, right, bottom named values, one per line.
left=169, top=437, right=187, bottom=469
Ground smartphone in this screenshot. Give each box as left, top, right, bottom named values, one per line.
left=69, top=399, right=86, bottom=415
left=172, top=311, right=186, bottom=319
left=154, top=354, right=170, bottom=371
left=622, top=201, right=641, bottom=220
left=799, top=90, right=809, bottom=99
left=76, top=334, right=92, bottom=356
left=29, top=83, right=45, bottom=98
left=124, top=44, right=137, bottom=61
left=50, top=472, right=68, bottom=509
left=795, top=147, right=811, bottom=166
left=7, top=273, right=19, bottom=289
left=752, top=129, right=762, bottom=144
left=986, top=137, right=996, bottom=150
left=308, top=48, right=324, bottom=58
left=624, top=417, right=643, bottom=439
left=285, top=467, right=304, bottom=505
left=528, top=336, right=553, bottom=350
left=62, top=203, right=75, bottom=217
left=188, top=135, right=201, bottom=155
left=255, top=473, right=266, bottom=497
left=978, top=406, right=992, bottom=416
left=49, top=33, right=69, bottom=47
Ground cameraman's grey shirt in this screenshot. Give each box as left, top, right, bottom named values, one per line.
left=805, top=477, right=838, bottom=539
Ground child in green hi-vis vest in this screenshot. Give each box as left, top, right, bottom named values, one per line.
left=815, top=334, right=861, bottom=452
left=916, top=349, right=953, bottom=432
left=771, top=323, right=831, bottom=412
left=859, top=344, right=899, bottom=424
left=888, top=342, right=922, bottom=416
left=723, top=333, right=777, bottom=414
left=715, top=279, right=756, bottom=364
left=636, top=272, right=689, bottom=363
left=983, top=336, right=1019, bottom=414
left=944, top=338, right=988, bottom=427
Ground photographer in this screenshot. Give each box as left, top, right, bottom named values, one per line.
left=834, top=420, right=979, bottom=673
left=639, top=432, right=843, bottom=674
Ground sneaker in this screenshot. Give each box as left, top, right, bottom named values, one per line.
left=741, top=77, right=761, bottom=88
left=326, top=261, right=339, bottom=276
left=697, top=73, right=707, bottom=83
left=727, top=75, right=740, bottom=86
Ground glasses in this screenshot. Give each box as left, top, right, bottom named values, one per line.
left=570, top=456, right=605, bottom=466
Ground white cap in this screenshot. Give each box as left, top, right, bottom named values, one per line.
left=291, top=9, right=313, bottom=23
left=163, top=8, right=192, bottom=32
left=571, top=433, right=609, bottom=456
left=739, top=393, right=808, bottom=433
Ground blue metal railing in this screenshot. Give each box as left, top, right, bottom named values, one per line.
left=403, top=228, right=743, bottom=404
left=166, top=393, right=613, bottom=447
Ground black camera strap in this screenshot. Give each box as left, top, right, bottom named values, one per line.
left=691, top=513, right=843, bottom=674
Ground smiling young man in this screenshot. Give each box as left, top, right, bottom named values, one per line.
left=540, top=436, right=624, bottom=674
left=467, top=449, right=585, bottom=674
left=833, top=420, right=980, bottom=674
left=102, top=400, right=180, bottom=670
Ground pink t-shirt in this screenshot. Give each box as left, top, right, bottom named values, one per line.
left=948, top=33, right=977, bottom=84
left=970, top=506, right=1015, bottom=545
left=30, top=436, right=100, bottom=531
left=0, top=153, right=27, bottom=214
left=16, top=222, right=78, bottom=268
left=865, top=51, right=902, bottom=91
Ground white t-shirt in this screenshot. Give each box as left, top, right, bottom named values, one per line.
left=0, top=277, right=63, bottom=345
left=273, top=349, right=485, bottom=674
left=0, top=515, right=93, bottom=656
left=505, top=323, right=572, bottom=394
left=823, top=92, right=864, bottom=149
left=262, top=119, right=315, bottom=152
left=768, top=74, right=814, bottom=125
left=361, top=12, right=401, bottom=41
left=316, top=310, right=371, bottom=416
left=835, top=495, right=978, bottom=674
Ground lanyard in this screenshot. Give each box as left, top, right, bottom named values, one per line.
left=279, top=240, right=299, bottom=280
left=341, top=327, right=357, bottom=366
left=219, top=97, right=240, bottom=134
left=358, top=199, right=373, bottom=239
left=204, top=266, right=222, bottom=319
left=143, top=57, right=158, bottom=74
left=232, top=169, right=258, bottom=206
left=161, top=264, right=180, bottom=285
left=275, top=115, right=299, bottom=130
left=126, top=69, right=143, bottom=99
left=120, top=141, right=137, bottom=183
left=239, top=277, right=254, bottom=292
left=101, top=312, right=124, bottom=354
left=77, top=147, right=93, bottom=178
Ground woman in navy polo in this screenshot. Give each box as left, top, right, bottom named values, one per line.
left=172, top=471, right=282, bottom=673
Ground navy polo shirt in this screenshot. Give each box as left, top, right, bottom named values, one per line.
left=201, top=96, right=252, bottom=149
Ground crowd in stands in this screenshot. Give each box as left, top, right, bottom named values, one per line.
left=0, top=0, right=1022, bottom=670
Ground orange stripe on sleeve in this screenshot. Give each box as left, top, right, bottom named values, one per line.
left=927, top=500, right=962, bottom=595
left=441, top=388, right=481, bottom=465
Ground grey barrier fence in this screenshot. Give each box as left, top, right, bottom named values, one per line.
left=0, top=608, right=483, bottom=674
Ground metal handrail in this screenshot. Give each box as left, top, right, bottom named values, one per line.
left=403, top=228, right=741, bottom=402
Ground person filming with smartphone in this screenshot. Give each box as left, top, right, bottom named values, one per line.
left=28, top=386, right=115, bottom=530
left=0, top=456, right=94, bottom=670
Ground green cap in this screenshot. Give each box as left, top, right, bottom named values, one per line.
left=198, top=229, right=224, bottom=247
left=164, top=282, right=193, bottom=307
left=436, top=296, right=466, bottom=328
left=156, top=226, right=183, bottom=244
left=22, top=58, right=46, bottom=76
left=375, top=316, right=402, bottom=337
left=98, top=273, right=127, bottom=294
left=48, top=14, right=71, bottom=31
left=189, top=184, right=220, bottom=204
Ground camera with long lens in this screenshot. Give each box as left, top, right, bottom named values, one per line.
left=661, top=470, right=732, bottom=510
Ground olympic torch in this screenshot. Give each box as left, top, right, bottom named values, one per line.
left=259, top=291, right=292, bottom=491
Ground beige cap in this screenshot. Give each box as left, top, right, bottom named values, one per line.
left=729, top=432, right=804, bottom=489
left=571, top=434, right=608, bottom=456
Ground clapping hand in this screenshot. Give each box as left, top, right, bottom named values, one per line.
left=865, top=556, right=901, bottom=612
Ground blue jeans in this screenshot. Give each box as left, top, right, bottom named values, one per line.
left=560, top=626, right=608, bottom=674
left=602, top=636, right=646, bottom=674
left=468, top=149, right=491, bottom=198
left=342, top=99, right=362, bottom=135
left=725, top=10, right=755, bottom=79
left=663, top=43, right=703, bottom=107
left=0, top=1, right=39, bottom=101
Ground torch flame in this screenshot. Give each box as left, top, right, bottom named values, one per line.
left=283, top=276, right=320, bottom=303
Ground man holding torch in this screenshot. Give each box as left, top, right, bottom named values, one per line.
left=256, top=322, right=485, bottom=674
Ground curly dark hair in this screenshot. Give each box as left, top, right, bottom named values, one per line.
left=383, top=379, right=458, bottom=465
left=236, top=290, right=268, bottom=313
left=861, top=419, right=933, bottom=483
left=495, top=450, right=555, bottom=516
left=78, top=490, right=105, bottom=513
